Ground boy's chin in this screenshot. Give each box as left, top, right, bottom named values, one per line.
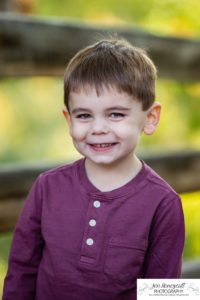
left=87, top=158, right=112, bottom=164
left=85, top=156, right=124, bottom=167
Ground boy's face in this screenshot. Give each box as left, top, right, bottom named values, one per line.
left=64, top=86, right=160, bottom=167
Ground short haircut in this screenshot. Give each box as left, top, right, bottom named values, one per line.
left=64, top=38, right=157, bottom=111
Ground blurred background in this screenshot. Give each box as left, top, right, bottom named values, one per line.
left=0, top=0, right=200, bottom=295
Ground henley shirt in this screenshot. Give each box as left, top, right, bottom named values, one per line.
left=3, top=158, right=185, bottom=300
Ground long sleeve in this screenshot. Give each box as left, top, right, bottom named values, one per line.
left=2, top=177, right=44, bottom=300
left=142, top=194, right=185, bottom=278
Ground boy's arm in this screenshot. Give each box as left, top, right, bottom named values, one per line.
left=142, top=194, right=185, bottom=278
left=2, top=176, right=44, bottom=300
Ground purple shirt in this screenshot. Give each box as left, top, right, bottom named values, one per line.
left=3, top=159, right=185, bottom=300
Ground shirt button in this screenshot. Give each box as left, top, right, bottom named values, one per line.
left=86, top=238, right=94, bottom=246
left=89, top=219, right=96, bottom=227
left=93, top=200, right=101, bottom=208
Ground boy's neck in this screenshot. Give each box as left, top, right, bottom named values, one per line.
left=84, top=154, right=142, bottom=192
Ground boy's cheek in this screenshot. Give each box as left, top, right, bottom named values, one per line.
left=115, top=126, right=141, bottom=137
left=70, top=126, right=86, bottom=140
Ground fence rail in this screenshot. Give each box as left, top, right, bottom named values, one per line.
left=1, top=150, right=200, bottom=233
left=1, top=13, right=200, bottom=80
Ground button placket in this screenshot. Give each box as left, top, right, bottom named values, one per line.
left=79, top=198, right=102, bottom=267
left=85, top=200, right=101, bottom=247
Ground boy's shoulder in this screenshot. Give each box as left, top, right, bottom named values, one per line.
left=143, top=161, right=179, bottom=198
left=38, top=158, right=83, bottom=182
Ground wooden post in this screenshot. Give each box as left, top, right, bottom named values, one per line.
left=0, top=0, right=35, bottom=13
left=0, top=0, right=15, bottom=11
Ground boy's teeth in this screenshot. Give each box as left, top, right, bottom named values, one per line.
left=93, top=143, right=113, bottom=148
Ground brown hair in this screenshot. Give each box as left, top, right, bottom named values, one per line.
left=64, top=38, right=157, bottom=111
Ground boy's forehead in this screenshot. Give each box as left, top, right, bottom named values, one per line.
left=69, top=84, right=131, bottom=99
left=71, top=84, right=112, bottom=95
left=68, top=84, right=143, bottom=112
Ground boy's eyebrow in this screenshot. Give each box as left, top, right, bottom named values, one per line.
left=106, top=106, right=131, bottom=111
left=71, top=108, right=91, bottom=115
left=71, top=106, right=131, bottom=115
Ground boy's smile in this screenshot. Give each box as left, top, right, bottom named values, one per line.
left=64, top=86, right=160, bottom=170
left=88, top=143, right=118, bottom=151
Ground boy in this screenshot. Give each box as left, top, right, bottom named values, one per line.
left=3, top=38, right=185, bottom=300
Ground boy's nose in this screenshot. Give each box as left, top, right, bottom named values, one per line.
left=91, top=118, right=109, bottom=135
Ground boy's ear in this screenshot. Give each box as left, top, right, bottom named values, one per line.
left=143, top=102, right=161, bottom=135
left=62, top=107, right=71, bottom=126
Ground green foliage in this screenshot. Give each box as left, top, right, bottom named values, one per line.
left=0, top=232, right=12, bottom=297
left=0, top=78, right=80, bottom=163
left=1, top=0, right=200, bottom=162
left=0, top=78, right=200, bottom=164
left=139, top=80, right=200, bottom=151
left=35, top=0, right=200, bottom=37
left=181, top=192, right=200, bottom=259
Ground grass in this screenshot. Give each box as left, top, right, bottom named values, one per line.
left=0, top=191, right=200, bottom=297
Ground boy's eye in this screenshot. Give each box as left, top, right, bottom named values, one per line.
left=109, top=112, right=125, bottom=119
left=76, top=113, right=91, bottom=120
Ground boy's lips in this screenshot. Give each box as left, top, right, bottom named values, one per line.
left=88, top=142, right=118, bottom=151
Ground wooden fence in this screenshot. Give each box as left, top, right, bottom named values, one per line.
left=0, top=12, right=200, bottom=277
left=0, top=150, right=200, bottom=233
left=1, top=13, right=200, bottom=80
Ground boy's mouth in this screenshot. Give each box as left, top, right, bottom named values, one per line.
left=90, top=143, right=117, bottom=148
left=88, top=143, right=118, bottom=151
